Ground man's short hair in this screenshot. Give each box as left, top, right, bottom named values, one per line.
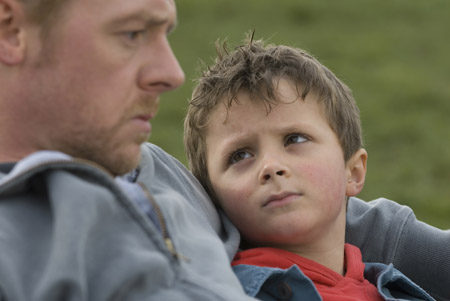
left=184, top=35, right=363, bottom=199
left=20, top=0, right=68, bottom=35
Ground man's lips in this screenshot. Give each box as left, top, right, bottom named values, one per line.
left=263, top=192, right=301, bottom=208
left=132, top=114, right=154, bottom=133
left=135, top=114, right=154, bottom=122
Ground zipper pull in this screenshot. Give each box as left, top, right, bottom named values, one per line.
left=164, top=238, right=176, bottom=256
left=165, top=238, right=190, bottom=262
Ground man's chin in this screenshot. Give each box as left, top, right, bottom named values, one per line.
left=96, top=146, right=142, bottom=176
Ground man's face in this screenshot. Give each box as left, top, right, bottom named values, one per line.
left=206, top=79, right=356, bottom=252
left=18, top=0, right=184, bottom=174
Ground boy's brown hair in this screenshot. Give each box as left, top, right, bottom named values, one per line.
left=184, top=35, right=363, bottom=199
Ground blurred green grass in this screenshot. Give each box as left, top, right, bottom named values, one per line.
left=150, top=0, right=450, bottom=229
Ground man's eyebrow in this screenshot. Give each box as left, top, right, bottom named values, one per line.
left=111, top=12, right=177, bottom=34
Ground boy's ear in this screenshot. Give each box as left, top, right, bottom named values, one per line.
left=0, top=0, right=26, bottom=65
left=345, top=148, right=368, bottom=197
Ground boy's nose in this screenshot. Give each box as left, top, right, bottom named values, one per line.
left=259, top=158, right=290, bottom=184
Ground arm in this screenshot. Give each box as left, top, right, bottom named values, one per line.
left=346, top=197, right=450, bottom=301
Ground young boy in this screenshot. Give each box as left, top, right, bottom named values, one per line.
left=184, top=37, right=434, bottom=300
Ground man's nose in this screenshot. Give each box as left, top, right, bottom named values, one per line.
left=138, top=38, right=185, bottom=93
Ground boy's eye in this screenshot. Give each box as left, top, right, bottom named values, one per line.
left=228, top=150, right=252, bottom=165
left=284, top=134, right=307, bottom=146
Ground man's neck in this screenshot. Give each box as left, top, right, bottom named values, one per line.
left=0, top=136, right=38, bottom=163
left=0, top=116, right=42, bottom=163
left=0, top=151, right=31, bottom=163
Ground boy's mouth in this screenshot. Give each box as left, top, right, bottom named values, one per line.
left=262, top=191, right=301, bottom=208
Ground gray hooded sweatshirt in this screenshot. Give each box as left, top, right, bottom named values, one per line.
left=0, top=143, right=448, bottom=300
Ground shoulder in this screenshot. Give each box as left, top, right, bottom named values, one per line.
left=347, top=197, right=416, bottom=232
left=346, top=197, right=415, bottom=241
left=345, top=197, right=415, bottom=263
left=347, top=197, right=414, bottom=221
left=138, top=143, right=212, bottom=210
left=139, top=143, right=201, bottom=188
left=138, top=143, right=230, bottom=244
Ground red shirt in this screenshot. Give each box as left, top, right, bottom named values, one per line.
left=232, top=243, right=383, bottom=301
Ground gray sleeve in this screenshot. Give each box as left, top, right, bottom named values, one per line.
left=346, top=197, right=450, bottom=301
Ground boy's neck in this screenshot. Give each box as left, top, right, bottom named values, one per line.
left=282, top=241, right=346, bottom=275
left=254, top=214, right=347, bottom=275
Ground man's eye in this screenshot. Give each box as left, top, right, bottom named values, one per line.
left=124, top=30, right=145, bottom=41
left=285, top=134, right=307, bottom=146
left=229, top=150, right=252, bottom=165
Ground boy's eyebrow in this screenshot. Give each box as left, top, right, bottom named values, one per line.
left=218, top=132, right=254, bottom=152
left=218, top=123, right=314, bottom=149
left=275, top=124, right=310, bottom=134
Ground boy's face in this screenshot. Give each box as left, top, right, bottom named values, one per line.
left=206, top=79, right=364, bottom=251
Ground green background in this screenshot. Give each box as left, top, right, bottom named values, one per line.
left=150, top=0, right=450, bottom=229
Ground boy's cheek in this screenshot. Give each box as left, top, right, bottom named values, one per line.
left=300, top=163, right=347, bottom=200
left=216, top=184, right=255, bottom=211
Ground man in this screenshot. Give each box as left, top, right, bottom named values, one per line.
left=0, top=0, right=253, bottom=300
left=0, top=0, right=184, bottom=171
left=0, top=0, right=448, bottom=300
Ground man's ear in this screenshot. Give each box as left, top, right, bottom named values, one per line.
left=0, top=0, right=26, bottom=65
left=345, top=148, right=368, bottom=197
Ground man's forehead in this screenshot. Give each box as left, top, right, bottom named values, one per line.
left=118, top=0, right=177, bottom=24
left=83, top=0, right=177, bottom=20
